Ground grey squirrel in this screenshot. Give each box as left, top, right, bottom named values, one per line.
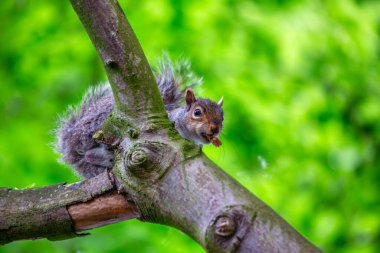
left=55, top=55, right=224, bottom=178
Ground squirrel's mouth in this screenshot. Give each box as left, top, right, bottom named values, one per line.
left=201, top=133, right=213, bottom=143
left=200, top=132, right=222, bottom=147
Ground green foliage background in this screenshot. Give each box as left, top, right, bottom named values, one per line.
left=1, top=0, right=379, bottom=252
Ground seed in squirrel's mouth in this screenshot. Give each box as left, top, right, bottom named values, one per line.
left=201, top=133, right=222, bottom=147
left=210, top=137, right=222, bottom=147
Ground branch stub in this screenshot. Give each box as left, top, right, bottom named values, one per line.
left=215, top=216, right=236, bottom=238
left=206, top=206, right=254, bottom=253
left=125, top=147, right=149, bottom=177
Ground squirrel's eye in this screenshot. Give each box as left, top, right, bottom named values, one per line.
left=194, top=108, right=202, bottom=117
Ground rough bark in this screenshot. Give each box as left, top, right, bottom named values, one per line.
left=0, top=0, right=322, bottom=252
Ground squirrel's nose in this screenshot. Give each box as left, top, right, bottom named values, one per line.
left=210, top=124, right=219, bottom=134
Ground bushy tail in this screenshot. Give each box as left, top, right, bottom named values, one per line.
left=153, top=53, right=202, bottom=111
left=53, top=84, right=114, bottom=170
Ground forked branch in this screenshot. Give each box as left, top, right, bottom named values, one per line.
left=0, top=0, right=322, bottom=252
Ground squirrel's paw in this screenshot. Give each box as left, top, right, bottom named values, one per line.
left=84, top=145, right=115, bottom=168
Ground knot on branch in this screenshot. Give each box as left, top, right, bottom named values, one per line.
left=125, top=148, right=148, bottom=171
left=122, top=141, right=176, bottom=181
left=214, top=216, right=236, bottom=238
left=105, top=59, right=119, bottom=70
left=206, top=206, right=256, bottom=253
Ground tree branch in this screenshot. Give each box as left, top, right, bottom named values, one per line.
left=69, top=0, right=168, bottom=128
left=0, top=172, right=139, bottom=245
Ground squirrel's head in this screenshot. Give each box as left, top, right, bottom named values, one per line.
left=184, top=88, right=224, bottom=145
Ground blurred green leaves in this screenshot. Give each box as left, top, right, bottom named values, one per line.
left=1, top=0, right=379, bottom=252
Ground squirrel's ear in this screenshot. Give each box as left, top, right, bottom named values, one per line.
left=217, top=96, right=223, bottom=107
left=185, top=88, right=196, bottom=110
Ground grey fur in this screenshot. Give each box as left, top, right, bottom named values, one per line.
left=55, top=85, right=114, bottom=178
left=55, top=55, right=204, bottom=178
